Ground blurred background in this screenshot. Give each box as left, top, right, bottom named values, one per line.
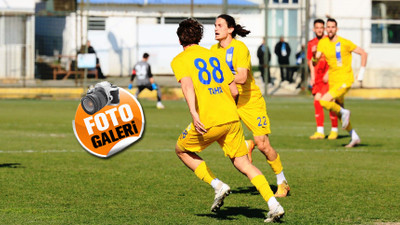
left=0, top=0, right=399, bottom=96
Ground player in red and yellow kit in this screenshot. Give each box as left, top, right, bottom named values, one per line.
left=211, top=14, right=290, bottom=197
left=313, top=18, right=368, bottom=147
left=171, top=18, right=284, bottom=223
left=308, top=19, right=338, bottom=140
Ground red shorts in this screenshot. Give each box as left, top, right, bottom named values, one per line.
left=312, top=82, right=329, bottom=95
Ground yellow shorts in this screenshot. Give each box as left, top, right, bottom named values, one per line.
left=328, top=82, right=351, bottom=99
left=176, top=121, right=248, bottom=159
left=237, top=96, right=271, bottom=136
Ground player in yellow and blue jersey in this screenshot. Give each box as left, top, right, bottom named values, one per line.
left=211, top=14, right=290, bottom=198
left=313, top=18, right=368, bottom=147
left=171, top=18, right=285, bottom=223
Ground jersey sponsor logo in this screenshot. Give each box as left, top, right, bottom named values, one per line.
left=335, top=42, right=342, bottom=67
left=73, top=87, right=145, bottom=158
left=226, top=47, right=235, bottom=74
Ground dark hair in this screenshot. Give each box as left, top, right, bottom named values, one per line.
left=217, top=14, right=250, bottom=38
left=143, top=53, right=149, bottom=59
left=314, top=19, right=325, bottom=26
left=177, top=18, right=203, bottom=47
left=327, top=18, right=337, bottom=26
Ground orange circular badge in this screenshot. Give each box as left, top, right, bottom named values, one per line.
left=73, top=83, right=145, bottom=158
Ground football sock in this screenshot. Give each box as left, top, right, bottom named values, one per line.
left=349, top=129, right=360, bottom=140
left=276, top=171, right=287, bottom=185
left=320, top=100, right=341, bottom=114
left=194, top=161, right=216, bottom=185
left=344, top=121, right=353, bottom=132
left=267, top=154, right=283, bottom=175
left=267, top=197, right=280, bottom=210
left=210, top=178, right=221, bottom=189
left=251, top=175, right=274, bottom=204
left=317, top=126, right=324, bottom=134
left=314, top=100, right=324, bottom=127
left=330, top=111, right=338, bottom=128
left=331, top=127, right=338, bottom=132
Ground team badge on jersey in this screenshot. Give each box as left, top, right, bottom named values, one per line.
left=73, top=82, right=145, bottom=158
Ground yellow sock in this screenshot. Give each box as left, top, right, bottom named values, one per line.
left=267, top=154, right=283, bottom=175
left=194, top=161, right=216, bottom=185
left=320, top=100, right=341, bottom=114
left=251, top=175, right=274, bottom=202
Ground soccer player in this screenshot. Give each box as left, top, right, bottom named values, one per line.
left=128, top=53, right=165, bottom=109
left=308, top=19, right=338, bottom=140
left=171, top=18, right=285, bottom=223
left=313, top=18, right=368, bottom=147
left=211, top=14, right=290, bottom=197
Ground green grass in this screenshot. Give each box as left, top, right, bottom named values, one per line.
left=0, top=97, right=399, bottom=224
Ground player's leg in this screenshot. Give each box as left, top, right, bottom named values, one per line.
left=310, top=92, right=325, bottom=139
left=135, top=85, right=145, bottom=98
left=336, top=96, right=361, bottom=147
left=149, top=84, right=164, bottom=109
left=176, top=124, right=231, bottom=211
left=319, top=85, right=351, bottom=129
left=320, top=83, right=338, bottom=139
left=254, top=135, right=290, bottom=197
left=220, top=122, right=284, bottom=222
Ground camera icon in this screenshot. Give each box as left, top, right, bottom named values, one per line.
left=81, top=81, right=120, bottom=115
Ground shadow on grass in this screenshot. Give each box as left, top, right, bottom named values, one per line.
left=196, top=206, right=267, bottom=221
left=337, top=134, right=350, bottom=139
left=0, top=163, right=23, bottom=168
left=232, top=185, right=278, bottom=195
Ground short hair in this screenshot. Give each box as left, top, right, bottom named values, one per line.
left=217, top=14, right=250, bottom=38
left=176, top=18, right=203, bottom=47
left=314, top=19, right=325, bottom=26
left=327, top=18, right=337, bottom=26
left=143, top=53, right=149, bottom=59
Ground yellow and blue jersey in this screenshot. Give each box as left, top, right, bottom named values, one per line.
left=171, top=45, right=239, bottom=128
left=211, top=39, right=263, bottom=107
left=317, top=36, right=357, bottom=85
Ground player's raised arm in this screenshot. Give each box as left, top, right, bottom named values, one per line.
left=180, top=76, right=206, bottom=135
left=352, top=46, right=368, bottom=81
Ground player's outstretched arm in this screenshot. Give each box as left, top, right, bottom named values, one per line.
left=352, top=47, right=368, bottom=81
left=180, top=77, right=207, bottom=135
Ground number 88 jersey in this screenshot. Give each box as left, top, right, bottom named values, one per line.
left=171, top=45, right=240, bottom=129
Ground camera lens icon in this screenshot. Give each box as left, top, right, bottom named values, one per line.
left=81, top=81, right=120, bottom=115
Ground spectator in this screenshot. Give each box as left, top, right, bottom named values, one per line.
left=257, top=38, right=272, bottom=84
left=274, top=36, right=291, bottom=83
left=87, top=40, right=106, bottom=79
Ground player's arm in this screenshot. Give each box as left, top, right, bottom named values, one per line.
left=235, top=68, right=248, bottom=84
left=308, top=59, right=316, bottom=86
left=322, top=70, right=329, bottom=83
left=312, top=51, right=322, bottom=66
left=352, top=46, right=368, bottom=81
left=228, top=80, right=239, bottom=105
left=180, top=77, right=207, bottom=135
left=130, top=69, right=136, bottom=82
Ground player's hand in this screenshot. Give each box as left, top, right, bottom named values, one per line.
left=151, top=83, right=158, bottom=90
left=128, top=83, right=133, bottom=90
left=323, top=72, right=329, bottom=83
left=192, top=114, right=207, bottom=135
left=309, top=78, right=314, bottom=87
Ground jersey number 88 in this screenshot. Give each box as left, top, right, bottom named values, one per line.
left=194, top=57, right=224, bottom=85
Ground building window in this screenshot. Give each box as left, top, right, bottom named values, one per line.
left=371, top=0, right=400, bottom=44
left=88, top=17, right=106, bottom=31
left=272, top=0, right=298, bottom=3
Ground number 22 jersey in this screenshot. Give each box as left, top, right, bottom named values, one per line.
left=171, top=45, right=239, bottom=128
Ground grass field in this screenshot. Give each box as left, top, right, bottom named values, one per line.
left=0, top=97, right=399, bottom=224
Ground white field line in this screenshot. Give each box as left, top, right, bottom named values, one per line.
left=0, top=148, right=398, bottom=154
